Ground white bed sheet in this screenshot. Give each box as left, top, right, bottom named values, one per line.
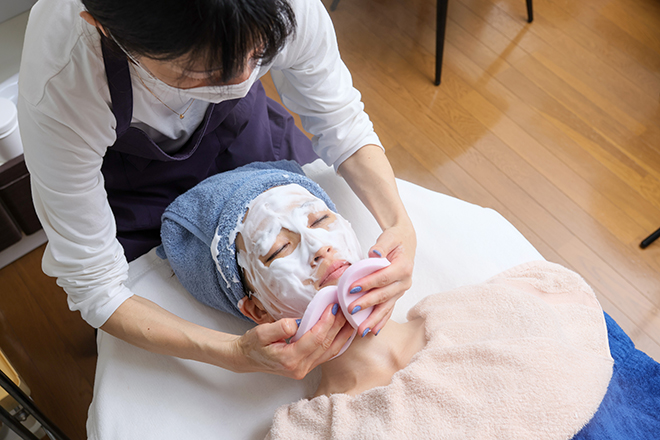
left=87, top=159, right=543, bottom=440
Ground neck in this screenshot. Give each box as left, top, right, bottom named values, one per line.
left=314, top=318, right=427, bottom=397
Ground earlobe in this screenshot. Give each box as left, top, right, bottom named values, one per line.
left=238, top=295, right=276, bottom=324
left=80, top=11, right=109, bottom=37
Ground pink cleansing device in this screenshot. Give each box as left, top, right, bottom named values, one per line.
left=291, top=258, right=391, bottom=357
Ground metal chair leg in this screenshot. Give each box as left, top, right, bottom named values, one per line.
left=526, top=0, right=534, bottom=22
left=0, top=369, right=71, bottom=440
left=435, top=0, right=449, bottom=85
left=0, top=406, right=41, bottom=440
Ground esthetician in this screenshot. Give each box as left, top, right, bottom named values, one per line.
left=17, top=0, right=416, bottom=378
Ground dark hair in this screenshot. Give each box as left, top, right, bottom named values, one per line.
left=82, top=0, right=296, bottom=84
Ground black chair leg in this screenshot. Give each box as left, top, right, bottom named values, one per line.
left=0, top=406, right=41, bottom=440
left=0, top=369, right=71, bottom=440
left=526, top=0, right=534, bottom=23
left=640, top=227, right=660, bottom=249
left=435, top=0, right=449, bottom=85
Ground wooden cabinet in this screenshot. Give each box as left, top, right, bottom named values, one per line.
left=0, top=155, right=41, bottom=252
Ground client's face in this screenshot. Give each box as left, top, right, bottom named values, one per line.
left=236, top=184, right=362, bottom=320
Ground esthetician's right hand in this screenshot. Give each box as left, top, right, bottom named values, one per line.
left=234, top=303, right=353, bottom=379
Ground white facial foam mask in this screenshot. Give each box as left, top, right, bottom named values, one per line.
left=235, top=184, right=363, bottom=320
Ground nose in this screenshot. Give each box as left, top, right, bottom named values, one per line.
left=312, top=246, right=332, bottom=267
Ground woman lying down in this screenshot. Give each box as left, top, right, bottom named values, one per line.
left=159, top=161, right=614, bottom=439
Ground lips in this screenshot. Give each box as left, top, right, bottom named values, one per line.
left=319, top=260, right=351, bottom=287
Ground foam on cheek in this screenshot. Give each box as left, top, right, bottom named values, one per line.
left=235, top=185, right=362, bottom=320
left=320, top=214, right=362, bottom=265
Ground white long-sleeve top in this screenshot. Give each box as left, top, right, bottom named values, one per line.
left=18, top=0, right=381, bottom=328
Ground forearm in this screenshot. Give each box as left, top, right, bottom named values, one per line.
left=337, top=144, right=416, bottom=334
left=101, top=295, right=242, bottom=372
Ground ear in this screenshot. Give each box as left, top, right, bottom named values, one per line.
left=238, top=295, right=276, bottom=324
left=80, top=11, right=109, bottom=37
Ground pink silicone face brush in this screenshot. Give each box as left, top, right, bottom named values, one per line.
left=291, top=258, right=391, bottom=358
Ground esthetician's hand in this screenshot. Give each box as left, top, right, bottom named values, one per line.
left=338, top=144, right=418, bottom=338
left=346, top=222, right=416, bottom=338
left=235, top=303, right=353, bottom=379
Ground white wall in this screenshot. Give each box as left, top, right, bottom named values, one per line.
left=0, top=0, right=36, bottom=24
left=0, top=10, right=29, bottom=84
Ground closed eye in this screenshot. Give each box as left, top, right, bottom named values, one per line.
left=311, top=215, right=329, bottom=227
left=266, top=243, right=289, bottom=263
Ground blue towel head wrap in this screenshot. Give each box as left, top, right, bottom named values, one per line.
left=157, top=160, right=336, bottom=321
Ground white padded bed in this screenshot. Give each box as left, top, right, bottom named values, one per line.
left=86, top=159, right=543, bottom=439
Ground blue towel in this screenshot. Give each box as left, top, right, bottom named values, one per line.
left=572, top=312, right=660, bottom=439
left=157, top=160, right=336, bottom=321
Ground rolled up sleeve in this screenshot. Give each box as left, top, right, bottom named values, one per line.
left=19, top=98, right=133, bottom=328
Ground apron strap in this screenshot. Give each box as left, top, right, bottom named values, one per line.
left=100, top=36, right=133, bottom=138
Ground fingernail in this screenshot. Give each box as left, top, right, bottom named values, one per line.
left=295, top=319, right=301, bottom=327
left=349, top=286, right=362, bottom=294
left=376, top=329, right=381, bottom=336
left=362, top=328, right=371, bottom=337
left=331, top=304, right=339, bottom=315
left=372, top=250, right=382, bottom=257
left=351, top=306, right=361, bottom=315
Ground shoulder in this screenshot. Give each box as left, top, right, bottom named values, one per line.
left=20, top=0, right=108, bottom=107
left=270, top=0, right=336, bottom=70
left=19, top=0, right=114, bottom=153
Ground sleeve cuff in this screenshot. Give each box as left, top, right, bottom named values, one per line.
left=330, top=135, right=384, bottom=172
left=69, top=284, right=134, bottom=329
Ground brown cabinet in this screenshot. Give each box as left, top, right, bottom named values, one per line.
left=0, top=155, right=42, bottom=251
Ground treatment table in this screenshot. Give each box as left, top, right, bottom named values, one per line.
left=86, top=160, right=659, bottom=439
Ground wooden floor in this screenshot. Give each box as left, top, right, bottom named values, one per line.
left=1, top=0, right=660, bottom=438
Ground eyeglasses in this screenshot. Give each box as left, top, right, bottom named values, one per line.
left=108, top=32, right=259, bottom=86
left=108, top=32, right=163, bottom=82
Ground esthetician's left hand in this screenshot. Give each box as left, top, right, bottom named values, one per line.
left=337, top=145, right=417, bottom=338
left=347, top=222, right=416, bottom=338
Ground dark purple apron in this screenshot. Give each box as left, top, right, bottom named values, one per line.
left=99, top=38, right=317, bottom=261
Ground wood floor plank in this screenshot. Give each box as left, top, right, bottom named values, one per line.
left=559, top=0, right=660, bottom=76
left=533, top=0, right=660, bottom=98
left=448, top=0, right=532, bottom=66
left=465, top=0, right=660, bottom=139
left=459, top=91, right=643, bottom=244
left=447, top=0, right=660, bottom=184
left=0, top=258, right=92, bottom=440
left=452, top=0, right=660, bottom=150
left=513, top=53, right=660, bottom=180
left=493, top=63, right=660, bottom=210
left=478, top=86, right=660, bottom=235
left=457, top=85, right=657, bottom=236
left=13, top=246, right=97, bottom=384
left=597, top=0, right=660, bottom=57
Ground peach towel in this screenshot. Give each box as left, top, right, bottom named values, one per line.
left=267, top=261, right=613, bottom=439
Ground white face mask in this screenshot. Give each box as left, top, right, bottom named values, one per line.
left=114, top=34, right=262, bottom=104
left=177, top=64, right=261, bottom=103
left=235, top=185, right=363, bottom=320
